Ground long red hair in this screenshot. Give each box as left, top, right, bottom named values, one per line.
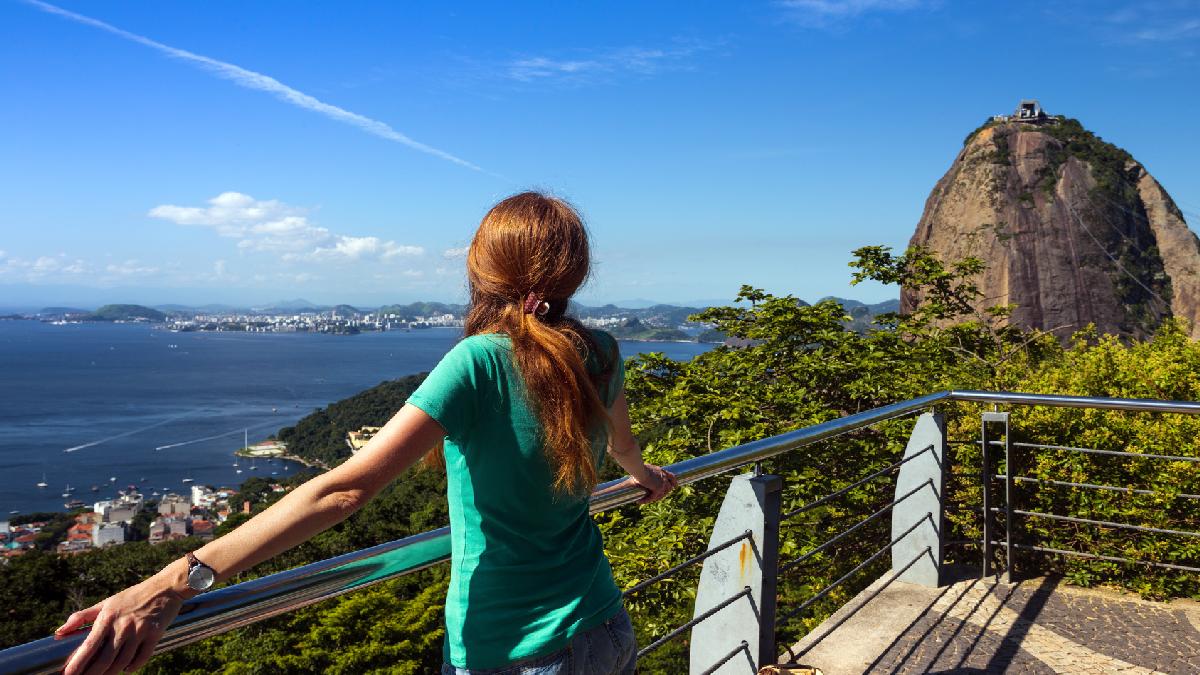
left=432, top=192, right=612, bottom=495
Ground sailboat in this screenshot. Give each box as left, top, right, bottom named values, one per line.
left=36, top=473, right=48, bottom=489
left=61, top=484, right=74, bottom=498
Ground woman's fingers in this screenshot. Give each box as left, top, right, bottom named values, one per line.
left=56, top=604, right=101, bottom=638
left=79, top=627, right=118, bottom=675
left=107, top=625, right=141, bottom=675
left=63, top=611, right=110, bottom=675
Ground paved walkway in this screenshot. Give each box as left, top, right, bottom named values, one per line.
left=785, top=570, right=1200, bottom=674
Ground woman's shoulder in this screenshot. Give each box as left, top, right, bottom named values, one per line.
left=586, top=328, right=617, bottom=351
left=584, top=329, right=620, bottom=366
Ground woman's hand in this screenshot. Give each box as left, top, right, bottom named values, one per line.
left=625, top=463, right=678, bottom=504
left=55, top=577, right=183, bottom=675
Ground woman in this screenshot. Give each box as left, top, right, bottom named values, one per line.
left=55, top=192, right=677, bottom=675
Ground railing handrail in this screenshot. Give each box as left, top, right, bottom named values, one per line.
left=5, top=389, right=1200, bottom=673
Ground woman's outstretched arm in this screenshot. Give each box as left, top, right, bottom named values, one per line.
left=606, top=390, right=677, bottom=503
left=55, top=403, right=445, bottom=675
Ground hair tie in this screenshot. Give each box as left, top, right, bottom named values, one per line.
left=523, top=292, right=550, bottom=317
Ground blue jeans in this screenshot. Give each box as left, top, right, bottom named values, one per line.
left=442, top=608, right=637, bottom=675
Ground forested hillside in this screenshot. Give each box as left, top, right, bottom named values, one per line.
left=276, top=374, right=428, bottom=467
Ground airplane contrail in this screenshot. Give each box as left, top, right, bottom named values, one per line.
left=23, top=0, right=484, bottom=172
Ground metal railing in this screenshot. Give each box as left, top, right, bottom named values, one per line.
left=980, top=411, right=1200, bottom=582
left=5, top=389, right=1200, bottom=674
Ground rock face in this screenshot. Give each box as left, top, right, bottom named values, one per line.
left=903, top=117, right=1200, bottom=339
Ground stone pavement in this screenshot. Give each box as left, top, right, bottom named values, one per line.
left=784, top=569, right=1200, bottom=674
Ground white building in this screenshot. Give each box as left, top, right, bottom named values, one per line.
left=191, top=485, right=216, bottom=508
left=93, top=522, right=126, bottom=547
left=93, top=500, right=136, bottom=523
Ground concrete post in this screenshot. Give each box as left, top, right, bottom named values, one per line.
left=689, top=473, right=782, bottom=674
left=891, top=411, right=946, bottom=587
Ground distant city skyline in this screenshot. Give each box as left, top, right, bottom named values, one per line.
left=3, top=1, right=1198, bottom=308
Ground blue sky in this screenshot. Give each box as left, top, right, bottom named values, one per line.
left=1, top=0, right=1198, bottom=309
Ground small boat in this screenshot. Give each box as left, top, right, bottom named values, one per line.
left=181, top=477, right=194, bottom=484
left=90, top=485, right=99, bottom=492
left=109, top=476, right=116, bottom=482
left=235, top=469, right=243, bottom=474
left=36, top=473, right=48, bottom=489
left=64, top=499, right=86, bottom=510
left=140, top=477, right=146, bottom=482
left=8, top=510, right=18, bottom=515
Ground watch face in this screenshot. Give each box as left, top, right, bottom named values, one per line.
left=188, top=564, right=215, bottom=591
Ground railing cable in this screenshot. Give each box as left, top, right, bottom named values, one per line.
left=998, top=474, right=1200, bottom=501
left=782, top=445, right=933, bottom=520
left=622, top=530, right=752, bottom=598
left=1009, top=509, right=1200, bottom=539
left=636, top=587, right=752, bottom=659
left=1013, top=441, right=1200, bottom=463
left=777, top=514, right=932, bottom=624
left=1004, top=542, right=1200, bottom=574
left=779, top=479, right=933, bottom=575
left=697, top=641, right=751, bottom=675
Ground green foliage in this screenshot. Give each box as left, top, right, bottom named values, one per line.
left=85, top=304, right=167, bottom=322
left=277, top=374, right=427, bottom=467
left=977, top=321, right=1200, bottom=599
left=607, top=317, right=690, bottom=341
left=375, top=302, right=466, bottom=319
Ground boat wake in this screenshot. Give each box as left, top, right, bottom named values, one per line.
left=154, top=419, right=278, bottom=451
left=63, top=415, right=191, bottom=453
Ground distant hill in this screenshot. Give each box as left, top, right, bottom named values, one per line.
left=154, top=303, right=241, bottom=313
left=571, top=303, right=704, bottom=327
left=85, top=304, right=166, bottom=322
left=39, top=306, right=91, bottom=317
left=377, top=302, right=467, bottom=319
left=823, top=297, right=900, bottom=314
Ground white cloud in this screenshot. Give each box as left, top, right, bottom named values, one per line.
left=442, top=246, right=469, bottom=258
left=507, top=41, right=713, bottom=84
left=149, top=192, right=423, bottom=263
left=24, top=0, right=483, bottom=172
left=105, top=260, right=159, bottom=277
left=777, top=0, right=928, bottom=27
left=1133, top=18, right=1200, bottom=42
left=0, top=252, right=95, bottom=282
left=32, top=256, right=61, bottom=273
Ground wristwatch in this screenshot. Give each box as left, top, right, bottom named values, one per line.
left=185, top=551, right=216, bottom=592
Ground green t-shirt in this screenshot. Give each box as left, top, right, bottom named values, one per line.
left=407, top=330, right=625, bottom=669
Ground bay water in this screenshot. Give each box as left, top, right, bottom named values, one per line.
left=0, top=321, right=712, bottom=515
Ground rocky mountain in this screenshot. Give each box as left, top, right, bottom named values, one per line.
left=904, top=107, right=1200, bottom=340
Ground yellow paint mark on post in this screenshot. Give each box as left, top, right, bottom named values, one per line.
left=739, top=541, right=750, bottom=580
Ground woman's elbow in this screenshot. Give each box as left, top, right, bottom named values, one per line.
left=321, top=487, right=370, bottom=518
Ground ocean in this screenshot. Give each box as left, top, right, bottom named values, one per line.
left=0, top=320, right=712, bottom=515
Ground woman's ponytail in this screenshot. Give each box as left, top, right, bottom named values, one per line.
left=459, top=192, right=612, bottom=495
